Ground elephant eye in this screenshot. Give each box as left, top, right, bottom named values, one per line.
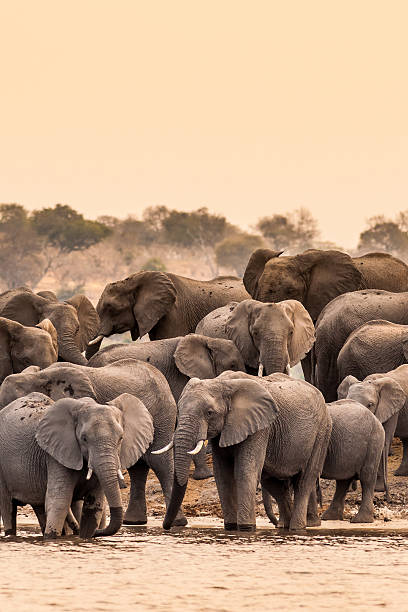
left=367, top=402, right=374, bottom=408
left=82, top=435, right=87, bottom=442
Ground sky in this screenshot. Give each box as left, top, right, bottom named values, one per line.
left=0, top=1, right=407, bottom=248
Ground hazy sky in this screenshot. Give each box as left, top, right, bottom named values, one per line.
left=1, top=1, right=407, bottom=247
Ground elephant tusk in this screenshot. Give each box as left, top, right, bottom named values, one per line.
left=151, top=439, right=174, bottom=455
left=117, top=468, right=125, bottom=481
left=88, top=335, right=104, bottom=346
left=258, top=363, right=264, bottom=377
left=86, top=468, right=93, bottom=480
left=187, top=440, right=204, bottom=455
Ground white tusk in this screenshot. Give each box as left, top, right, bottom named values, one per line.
left=187, top=440, right=204, bottom=455
left=117, top=468, right=125, bottom=481
left=86, top=468, right=93, bottom=480
left=151, top=439, right=174, bottom=455
left=258, top=363, right=264, bottom=377
left=88, top=335, right=104, bottom=346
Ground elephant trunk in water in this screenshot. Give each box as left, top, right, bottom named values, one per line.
left=163, top=417, right=202, bottom=530
left=260, top=336, right=288, bottom=376
left=58, top=332, right=88, bottom=366
left=86, top=454, right=124, bottom=537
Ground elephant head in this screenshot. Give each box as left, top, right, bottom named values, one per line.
left=162, top=377, right=279, bottom=529
left=0, top=317, right=58, bottom=382
left=337, top=375, right=405, bottom=424
left=243, top=249, right=364, bottom=321
left=0, top=288, right=99, bottom=365
left=225, top=299, right=315, bottom=374
left=173, top=334, right=246, bottom=379
left=0, top=363, right=97, bottom=408
left=35, top=393, right=154, bottom=537
left=90, top=272, right=177, bottom=347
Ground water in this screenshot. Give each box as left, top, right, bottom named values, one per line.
left=1, top=521, right=408, bottom=611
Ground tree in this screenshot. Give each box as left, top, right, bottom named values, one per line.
left=256, top=207, right=320, bottom=253
left=215, top=233, right=264, bottom=277
left=358, top=216, right=408, bottom=257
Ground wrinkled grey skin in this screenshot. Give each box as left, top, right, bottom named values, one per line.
left=0, top=288, right=99, bottom=366
left=196, top=299, right=315, bottom=375
left=0, top=359, right=186, bottom=526
left=315, top=290, right=408, bottom=401
left=88, top=333, right=246, bottom=480
left=0, top=316, right=58, bottom=382
left=163, top=371, right=331, bottom=532
left=87, top=271, right=249, bottom=358
left=309, top=400, right=385, bottom=523
left=338, top=366, right=408, bottom=478
left=0, top=392, right=154, bottom=538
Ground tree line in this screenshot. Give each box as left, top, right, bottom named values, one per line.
left=1, top=202, right=407, bottom=297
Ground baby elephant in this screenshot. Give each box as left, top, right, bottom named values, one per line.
left=314, top=399, right=385, bottom=523
left=0, top=392, right=154, bottom=538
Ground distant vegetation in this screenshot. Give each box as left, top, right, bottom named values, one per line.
left=1, top=201, right=408, bottom=301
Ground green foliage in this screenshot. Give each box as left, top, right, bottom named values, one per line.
left=56, top=283, right=86, bottom=302
left=162, top=207, right=227, bottom=248
left=140, top=257, right=167, bottom=272
left=358, top=215, right=408, bottom=257
left=215, top=233, right=264, bottom=276
left=256, top=207, right=319, bottom=253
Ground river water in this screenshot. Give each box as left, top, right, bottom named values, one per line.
left=1, top=519, right=408, bottom=611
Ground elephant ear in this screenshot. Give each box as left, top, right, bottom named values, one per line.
left=37, top=319, right=58, bottom=356
left=294, top=250, right=363, bottom=321
left=281, top=300, right=315, bottom=366
left=35, top=398, right=83, bottom=470
left=130, top=272, right=177, bottom=338
left=174, top=334, right=216, bottom=379
left=37, top=291, right=58, bottom=302
left=374, top=377, right=405, bottom=424
left=243, top=249, right=283, bottom=296
left=0, top=318, right=14, bottom=382
left=337, top=375, right=360, bottom=399
left=1, top=290, right=45, bottom=326
left=220, top=379, right=279, bottom=447
left=225, top=300, right=259, bottom=368
left=109, top=393, right=154, bottom=469
left=65, top=294, right=100, bottom=352
left=401, top=335, right=408, bottom=363
left=43, top=365, right=96, bottom=400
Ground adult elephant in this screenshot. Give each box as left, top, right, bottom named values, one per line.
left=0, top=358, right=186, bottom=526
left=162, top=371, right=331, bottom=532
left=315, top=290, right=408, bottom=401
left=0, top=317, right=58, bottom=382
left=0, top=287, right=99, bottom=365
left=196, top=299, right=315, bottom=375
left=243, top=249, right=408, bottom=322
left=0, top=392, right=153, bottom=538
left=87, top=271, right=249, bottom=355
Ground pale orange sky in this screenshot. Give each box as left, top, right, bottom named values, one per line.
left=0, top=1, right=407, bottom=247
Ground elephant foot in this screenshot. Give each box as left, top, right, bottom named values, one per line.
left=237, top=524, right=256, bottom=532
left=4, top=529, right=16, bottom=537
left=191, top=467, right=213, bottom=480
left=224, top=522, right=238, bottom=531
left=172, top=515, right=188, bottom=527
left=322, top=507, right=344, bottom=521
left=123, top=519, right=148, bottom=525
left=307, top=515, right=321, bottom=527
left=374, top=482, right=386, bottom=492
left=43, top=531, right=58, bottom=540
left=124, top=507, right=147, bottom=524
left=350, top=511, right=374, bottom=524
left=277, top=519, right=290, bottom=529
left=394, top=465, right=408, bottom=477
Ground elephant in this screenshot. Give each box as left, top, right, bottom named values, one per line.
left=314, top=289, right=408, bottom=401
left=0, top=316, right=58, bottom=382
left=243, top=249, right=408, bottom=323
left=0, top=287, right=99, bottom=365
left=0, top=358, right=186, bottom=526
left=195, top=299, right=315, bottom=375
left=88, top=333, right=246, bottom=480
left=309, top=399, right=385, bottom=523
left=338, top=320, right=408, bottom=382
left=338, top=366, right=408, bottom=478
left=162, top=371, right=331, bottom=532
left=0, top=392, right=154, bottom=538
left=87, top=271, right=249, bottom=356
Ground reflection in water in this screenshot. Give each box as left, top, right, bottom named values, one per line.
left=1, top=524, right=408, bottom=611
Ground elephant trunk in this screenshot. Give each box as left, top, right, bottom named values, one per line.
left=260, top=337, right=288, bottom=375
left=58, top=333, right=88, bottom=366
left=91, top=455, right=124, bottom=537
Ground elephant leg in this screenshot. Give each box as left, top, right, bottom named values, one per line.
left=191, top=445, right=213, bottom=480
left=234, top=435, right=267, bottom=531
left=44, top=462, right=76, bottom=539
left=306, top=485, right=321, bottom=527
left=261, top=477, right=292, bottom=529
left=0, top=492, right=17, bottom=536
left=71, top=500, right=83, bottom=524
left=80, top=486, right=105, bottom=538
left=98, top=500, right=108, bottom=529
left=322, top=479, right=352, bottom=520
left=394, top=438, right=408, bottom=476
left=124, top=461, right=150, bottom=525
left=32, top=505, right=46, bottom=535
left=212, top=445, right=237, bottom=530
left=351, top=470, right=376, bottom=523
left=261, top=487, right=278, bottom=526
left=146, top=454, right=187, bottom=527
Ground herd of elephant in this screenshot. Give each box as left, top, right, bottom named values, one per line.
left=2, top=248, right=408, bottom=537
